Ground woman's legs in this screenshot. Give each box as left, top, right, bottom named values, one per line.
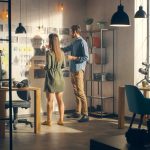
left=55, top=92, right=64, bottom=124
left=47, top=92, right=55, bottom=123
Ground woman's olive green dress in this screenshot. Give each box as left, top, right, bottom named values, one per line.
left=44, top=50, right=65, bottom=93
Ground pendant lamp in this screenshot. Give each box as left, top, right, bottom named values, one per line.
left=110, top=0, right=130, bottom=27
left=135, top=6, right=147, bottom=18
left=15, top=0, right=26, bottom=34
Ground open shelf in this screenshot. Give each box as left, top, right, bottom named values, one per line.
left=85, top=29, right=115, bottom=118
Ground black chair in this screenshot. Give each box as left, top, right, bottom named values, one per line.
left=5, top=79, right=33, bottom=130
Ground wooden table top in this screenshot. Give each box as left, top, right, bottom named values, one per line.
left=0, top=86, right=41, bottom=91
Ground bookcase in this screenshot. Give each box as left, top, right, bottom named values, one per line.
left=83, top=28, right=115, bottom=118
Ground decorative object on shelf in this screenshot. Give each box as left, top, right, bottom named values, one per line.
left=92, top=36, right=100, bottom=48
left=89, top=53, right=93, bottom=64
left=110, top=0, right=130, bottom=27
left=97, top=21, right=107, bottom=29
left=15, top=0, right=26, bottom=34
left=105, top=73, right=114, bottom=81
left=93, top=73, right=106, bottom=81
left=135, top=5, right=147, bottom=18
left=93, top=48, right=106, bottom=64
left=84, top=17, right=94, bottom=31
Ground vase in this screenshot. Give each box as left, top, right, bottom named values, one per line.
left=86, top=24, right=92, bottom=31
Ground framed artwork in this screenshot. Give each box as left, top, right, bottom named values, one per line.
left=0, top=24, right=3, bottom=32
left=34, top=59, right=45, bottom=67
left=31, top=56, right=45, bottom=69
left=12, top=36, right=18, bottom=43
left=34, top=69, right=45, bottom=78
left=47, top=27, right=58, bottom=34
left=60, top=35, right=71, bottom=47
left=59, top=28, right=70, bottom=35
left=34, top=48, right=45, bottom=56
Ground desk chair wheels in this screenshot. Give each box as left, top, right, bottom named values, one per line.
left=13, top=119, right=33, bottom=130
left=12, top=107, right=33, bottom=130
left=5, top=79, right=32, bottom=130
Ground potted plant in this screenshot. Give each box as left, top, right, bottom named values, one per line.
left=84, top=17, right=94, bottom=31
left=97, top=21, right=107, bottom=29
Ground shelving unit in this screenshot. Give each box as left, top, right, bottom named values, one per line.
left=84, top=28, right=115, bottom=118
left=0, top=0, right=13, bottom=150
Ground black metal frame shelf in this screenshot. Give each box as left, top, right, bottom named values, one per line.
left=85, top=28, right=115, bottom=118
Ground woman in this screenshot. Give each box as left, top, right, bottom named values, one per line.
left=41, top=33, right=65, bottom=126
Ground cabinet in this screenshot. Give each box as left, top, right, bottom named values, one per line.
left=83, top=29, right=115, bottom=118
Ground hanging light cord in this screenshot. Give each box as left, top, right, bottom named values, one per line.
left=38, top=0, right=41, bottom=29
left=20, top=0, right=21, bottom=22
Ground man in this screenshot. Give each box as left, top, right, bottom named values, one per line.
left=62, top=25, right=89, bottom=122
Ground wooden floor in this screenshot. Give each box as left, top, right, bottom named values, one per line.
left=0, top=113, right=133, bottom=150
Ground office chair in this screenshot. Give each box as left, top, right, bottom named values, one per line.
left=125, top=85, right=150, bottom=129
left=5, top=79, right=33, bottom=130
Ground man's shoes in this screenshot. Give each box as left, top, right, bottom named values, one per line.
left=66, top=113, right=81, bottom=118
left=78, top=115, right=89, bottom=122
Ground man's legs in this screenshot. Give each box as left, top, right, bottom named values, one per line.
left=71, top=72, right=82, bottom=115
left=71, top=70, right=89, bottom=122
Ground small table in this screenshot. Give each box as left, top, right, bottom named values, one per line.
left=118, top=86, right=150, bottom=129
left=0, top=87, right=41, bottom=138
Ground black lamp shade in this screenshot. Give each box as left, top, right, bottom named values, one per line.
left=110, top=4, right=130, bottom=27
left=134, top=6, right=147, bottom=18
left=15, top=23, right=26, bottom=34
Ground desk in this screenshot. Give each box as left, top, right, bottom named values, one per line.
left=118, top=86, right=150, bottom=129
left=0, top=87, right=41, bottom=138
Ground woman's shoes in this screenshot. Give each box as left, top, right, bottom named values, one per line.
left=57, top=120, right=64, bottom=126
left=41, top=120, right=64, bottom=126
left=41, top=120, right=52, bottom=126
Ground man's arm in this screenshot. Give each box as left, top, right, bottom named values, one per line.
left=61, top=44, right=73, bottom=52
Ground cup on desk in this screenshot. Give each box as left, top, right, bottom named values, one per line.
left=142, top=81, right=148, bottom=87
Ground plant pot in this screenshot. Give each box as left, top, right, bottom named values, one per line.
left=86, top=24, right=92, bottom=31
